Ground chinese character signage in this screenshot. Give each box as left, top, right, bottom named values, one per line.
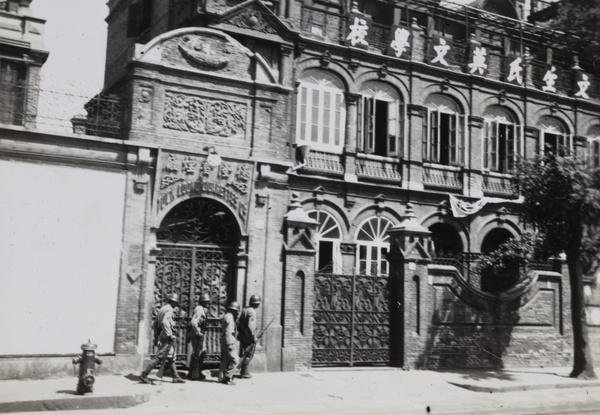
left=154, top=149, right=255, bottom=229
left=505, top=54, right=524, bottom=85
left=428, top=35, right=454, bottom=68
left=388, top=25, right=411, bottom=59
left=345, top=12, right=371, bottom=50
left=574, top=70, right=592, bottom=100
left=468, top=45, right=488, bottom=76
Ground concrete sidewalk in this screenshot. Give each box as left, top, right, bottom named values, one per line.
left=1, top=367, right=599, bottom=414
left=0, top=374, right=161, bottom=413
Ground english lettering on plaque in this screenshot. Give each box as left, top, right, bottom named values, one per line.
left=155, top=151, right=254, bottom=227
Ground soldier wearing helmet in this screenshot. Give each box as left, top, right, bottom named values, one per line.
left=140, top=293, right=185, bottom=384
left=237, top=295, right=261, bottom=379
left=219, top=300, right=240, bottom=385
left=187, top=293, right=211, bottom=380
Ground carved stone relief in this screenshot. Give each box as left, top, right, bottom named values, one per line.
left=163, top=91, right=247, bottom=138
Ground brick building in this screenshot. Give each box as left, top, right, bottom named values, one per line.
left=2, top=0, right=600, bottom=378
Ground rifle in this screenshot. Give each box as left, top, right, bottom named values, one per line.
left=236, top=318, right=274, bottom=368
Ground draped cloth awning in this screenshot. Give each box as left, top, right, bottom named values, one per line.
left=449, top=194, right=523, bottom=218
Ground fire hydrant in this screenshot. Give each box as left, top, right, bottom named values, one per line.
left=72, top=340, right=102, bottom=394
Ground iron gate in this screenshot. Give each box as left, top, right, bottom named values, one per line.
left=153, top=245, right=235, bottom=365
left=312, top=273, right=391, bottom=366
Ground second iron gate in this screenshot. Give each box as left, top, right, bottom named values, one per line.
left=312, top=273, right=391, bottom=366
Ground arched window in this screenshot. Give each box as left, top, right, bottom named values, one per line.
left=480, top=228, right=519, bottom=293
left=586, top=126, right=600, bottom=168
left=482, top=106, right=522, bottom=174
left=423, top=94, right=466, bottom=166
left=355, top=216, right=392, bottom=275
left=429, top=223, right=463, bottom=257
left=539, top=116, right=571, bottom=156
left=358, top=81, right=405, bottom=158
left=296, top=69, right=346, bottom=154
left=307, top=210, right=342, bottom=273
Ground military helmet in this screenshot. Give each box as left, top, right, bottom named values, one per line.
left=166, top=293, right=180, bottom=304
left=199, top=293, right=210, bottom=303
left=249, top=295, right=261, bottom=305
left=227, top=301, right=240, bottom=312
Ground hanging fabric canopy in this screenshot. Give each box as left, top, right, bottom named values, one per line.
left=448, top=194, right=523, bottom=218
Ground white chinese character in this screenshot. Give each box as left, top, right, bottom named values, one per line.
left=468, top=46, right=487, bottom=75
left=346, top=17, right=369, bottom=47
left=390, top=27, right=410, bottom=58
left=575, top=74, right=590, bottom=99
left=542, top=66, right=558, bottom=92
left=431, top=38, right=450, bottom=66
left=507, top=57, right=523, bottom=85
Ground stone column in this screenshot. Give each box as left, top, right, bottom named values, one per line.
left=468, top=115, right=484, bottom=198
left=387, top=203, right=432, bottom=368
left=281, top=194, right=318, bottom=371
left=344, top=93, right=360, bottom=182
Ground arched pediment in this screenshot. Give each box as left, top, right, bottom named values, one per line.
left=134, top=28, right=255, bottom=81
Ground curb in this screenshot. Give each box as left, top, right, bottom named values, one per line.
left=448, top=379, right=600, bottom=393
left=0, top=386, right=162, bottom=413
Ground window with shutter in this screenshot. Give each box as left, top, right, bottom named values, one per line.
left=296, top=69, right=346, bottom=153
left=358, top=81, right=403, bottom=158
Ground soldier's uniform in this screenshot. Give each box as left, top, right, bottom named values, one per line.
left=188, top=294, right=210, bottom=380
left=237, top=295, right=260, bottom=379
left=140, top=294, right=185, bottom=384
left=219, top=301, right=239, bottom=385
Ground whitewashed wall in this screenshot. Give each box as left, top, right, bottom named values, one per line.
left=0, top=159, right=125, bottom=355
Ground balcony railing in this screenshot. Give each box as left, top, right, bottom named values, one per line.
left=356, top=156, right=402, bottom=182
left=303, top=149, right=345, bottom=176
left=422, top=164, right=463, bottom=190
left=0, top=78, right=123, bottom=138
left=481, top=173, right=518, bottom=197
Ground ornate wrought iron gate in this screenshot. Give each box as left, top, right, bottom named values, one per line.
left=312, top=273, right=391, bottom=366
left=153, top=245, right=235, bottom=365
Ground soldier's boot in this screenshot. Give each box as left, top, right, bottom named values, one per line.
left=169, top=360, right=186, bottom=383
left=188, top=354, right=199, bottom=380
left=139, top=358, right=158, bottom=383
left=240, top=358, right=251, bottom=379
left=221, top=376, right=236, bottom=385
left=197, top=351, right=207, bottom=380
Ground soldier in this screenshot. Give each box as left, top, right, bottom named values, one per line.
left=140, top=293, right=186, bottom=384
left=187, top=293, right=210, bottom=380
left=219, top=301, right=240, bottom=385
left=237, top=295, right=261, bottom=379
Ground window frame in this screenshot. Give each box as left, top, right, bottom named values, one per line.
left=540, top=127, right=572, bottom=157
left=358, top=89, right=405, bottom=158
left=423, top=107, right=466, bottom=166
left=354, top=216, right=392, bottom=276
left=296, top=73, right=346, bottom=154
left=482, top=117, right=523, bottom=174
left=307, top=210, right=343, bottom=274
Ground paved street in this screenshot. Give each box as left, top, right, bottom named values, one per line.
left=2, top=367, right=600, bottom=415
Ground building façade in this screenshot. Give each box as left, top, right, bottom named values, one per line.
left=2, top=0, right=600, bottom=378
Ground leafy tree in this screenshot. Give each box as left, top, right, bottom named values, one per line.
left=550, top=0, right=600, bottom=65
left=514, top=151, right=600, bottom=379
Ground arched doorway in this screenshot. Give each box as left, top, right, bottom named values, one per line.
left=429, top=223, right=463, bottom=257
left=153, top=197, right=241, bottom=364
left=480, top=228, right=518, bottom=293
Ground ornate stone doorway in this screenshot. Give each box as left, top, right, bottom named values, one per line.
left=153, top=197, right=240, bottom=364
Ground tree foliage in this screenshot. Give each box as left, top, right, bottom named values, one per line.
left=551, top=0, right=600, bottom=65
left=517, top=152, right=600, bottom=260
left=513, top=150, right=600, bottom=378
